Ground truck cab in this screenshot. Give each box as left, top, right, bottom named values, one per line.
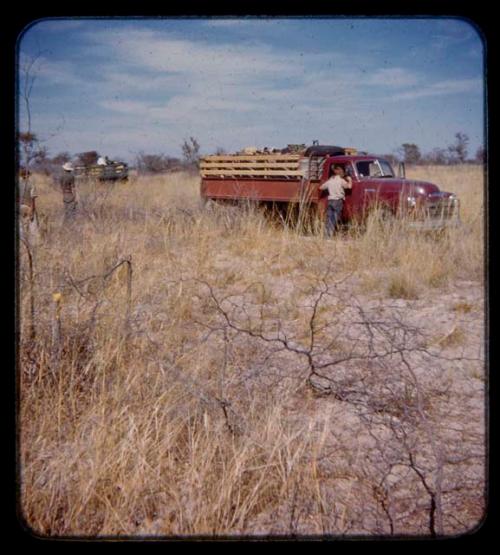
left=318, top=154, right=460, bottom=229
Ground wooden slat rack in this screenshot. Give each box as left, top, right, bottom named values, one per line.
left=200, top=154, right=303, bottom=178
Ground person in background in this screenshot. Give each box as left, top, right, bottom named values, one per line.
left=59, top=162, right=77, bottom=221
left=319, top=164, right=352, bottom=237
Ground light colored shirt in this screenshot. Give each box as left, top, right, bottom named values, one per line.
left=97, top=157, right=107, bottom=165
left=319, top=175, right=351, bottom=200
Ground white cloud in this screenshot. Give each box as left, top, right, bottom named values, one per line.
left=391, top=78, right=482, bottom=100
left=430, top=19, right=481, bottom=50
left=84, top=28, right=334, bottom=81
left=367, top=67, right=419, bottom=87
left=37, top=59, right=83, bottom=86
left=99, top=99, right=152, bottom=114
left=96, top=69, right=184, bottom=93
left=19, top=53, right=84, bottom=87
left=71, top=27, right=363, bottom=152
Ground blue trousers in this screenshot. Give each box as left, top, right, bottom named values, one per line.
left=326, top=199, right=344, bottom=236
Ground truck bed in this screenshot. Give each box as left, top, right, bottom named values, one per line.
left=199, top=148, right=357, bottom=205
left=200, top=175, right=321, bottom=204
left=200, top=152, right=333, bottom=182
left=74, top=163, right=128, bottom=181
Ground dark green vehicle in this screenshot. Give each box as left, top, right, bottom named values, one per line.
left=74, top=161, right=129, bottom=182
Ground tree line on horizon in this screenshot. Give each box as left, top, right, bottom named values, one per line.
left=19, top=131, right=485, bottom=176
left=17, top=135, right=203, bottom=176
left=383, top=132, right=485, bottom=167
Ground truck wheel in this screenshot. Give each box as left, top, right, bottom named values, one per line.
left=201, top=198, right=215, bottom=210
left=379, top=206, right=394, bottom=222
left=366, top=205, right=394, bottom=229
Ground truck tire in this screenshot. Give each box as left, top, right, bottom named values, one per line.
left=201, top=198, right=216, bottom=210
left=379, top=206, right=395, bottom=222
left=365, top=204, right=395, bottom=229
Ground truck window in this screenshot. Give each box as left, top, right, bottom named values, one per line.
left=378, top=160, right=395, bottom=177
left=327, top=163, right=353, bottom=179
left=356, top=160, right=394, bottom=178
left=356, top=161, right=379, bottom=177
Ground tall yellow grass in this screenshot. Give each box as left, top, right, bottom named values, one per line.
left=19, top=165, right=485, bottom=536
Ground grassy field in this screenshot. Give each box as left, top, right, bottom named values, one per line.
left=18, top=165, right=485, bottom=537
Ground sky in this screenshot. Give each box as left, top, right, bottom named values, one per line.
left=18, top=17, right=485, bottom=163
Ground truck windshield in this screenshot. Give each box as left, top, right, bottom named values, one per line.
left=356, top=159, right=394, bottom=178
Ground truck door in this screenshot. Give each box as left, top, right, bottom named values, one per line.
left=319, top=160, right=357, bottom=221
left=355, top=160, right=380, bottom=218
left=339, top=162, right=358, bottom=221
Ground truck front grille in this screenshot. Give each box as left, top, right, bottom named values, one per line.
left=424, top=198, right=458, bottom=220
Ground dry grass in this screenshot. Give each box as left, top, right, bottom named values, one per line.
left=19, top=165, right=485, bottom=537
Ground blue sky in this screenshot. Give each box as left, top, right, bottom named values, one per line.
left=18, top=17, right=484, bottom=163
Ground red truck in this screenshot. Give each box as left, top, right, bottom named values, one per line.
left=200, top=145, right=460, bottom=230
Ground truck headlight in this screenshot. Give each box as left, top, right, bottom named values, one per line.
left=450, top=194, right=460, bottom=215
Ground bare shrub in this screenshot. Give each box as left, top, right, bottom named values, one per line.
left=18, top=167, right=485, bottom=537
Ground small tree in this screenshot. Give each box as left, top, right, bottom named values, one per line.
left=19, top=53, right=44, bottom=174
left=475, top=146, right=485, bottom=164
left=181, top=137, right=201, bottom=168
left=423, top=147, right=449, bottom=165
left=19, top=52, right=64, bottom=177
left=135, top=152, right=182, bottom=174
left=447, top=132, right=469, bottom=164
left=18, top=132, right=47, bottom=168
left=136, top=153, right=165, bottom=174
left=51, top=152, right=72, bottom=166
left=30, top=145, right=53, bottom=175
left=399, top=143, right=421, bottom=165
left=77, top=151, right=99, bottom=166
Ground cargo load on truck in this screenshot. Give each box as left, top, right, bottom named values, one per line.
left=200, top=145, right=358, bottom=181
left=74, top=160, right=129, bottom=182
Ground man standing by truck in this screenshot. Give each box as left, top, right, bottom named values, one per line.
left=319, top=164, right=352, bottom=236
